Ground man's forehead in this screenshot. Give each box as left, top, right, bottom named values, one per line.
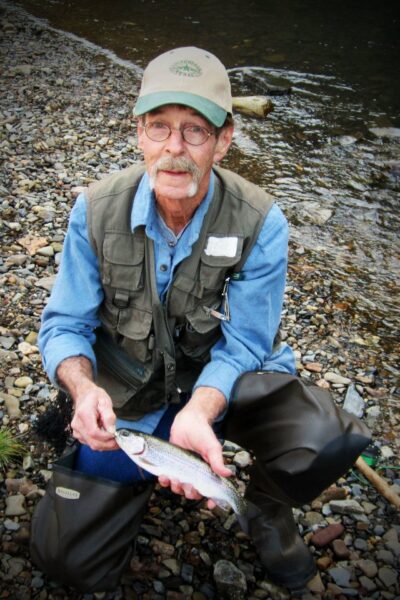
left=147, top=105, right=210, bottom=122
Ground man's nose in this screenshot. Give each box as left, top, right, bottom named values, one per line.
left=164, top=128, right=186, bottom=153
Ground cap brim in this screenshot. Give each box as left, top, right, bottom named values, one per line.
left=134, top=91, right=228, bottom=127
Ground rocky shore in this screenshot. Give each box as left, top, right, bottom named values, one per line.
left=0, top=3, right=399, bottom=599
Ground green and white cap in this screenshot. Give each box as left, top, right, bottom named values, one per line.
left=134, top=46, right=232, bottom=127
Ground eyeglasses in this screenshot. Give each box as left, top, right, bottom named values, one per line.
left=144, top=121, right=214, bottom=146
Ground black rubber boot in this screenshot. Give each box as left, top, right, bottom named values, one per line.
left=243, top=484, right=316, bottom=592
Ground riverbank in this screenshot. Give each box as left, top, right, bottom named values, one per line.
left=0, top=4, right=399, bottom=600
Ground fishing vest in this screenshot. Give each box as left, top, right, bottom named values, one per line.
left=86, top=163, right=274, bottom=419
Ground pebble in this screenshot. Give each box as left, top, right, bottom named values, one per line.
left=233, top=450, right=252, bottom=468
left=324, top=372, right=351, bottom=385
left=378, top=566, right=398, bottom=588
left=332, top=538, right=350, bottom=559
left=328, top=566, right=352, bottom=587
left=5, top=494, right=27, bottom=516
left=343, top=384, right=365, bottom=418
left=356, top=559, right=378, bottom=578
left=14, top=376, right=33, bottom=389
left=329, top=499, right=364, bottom=514
left=3, top=392, right=21, bottom=417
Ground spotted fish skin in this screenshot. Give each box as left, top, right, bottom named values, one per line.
left=115, top=428, right=248, bottom=516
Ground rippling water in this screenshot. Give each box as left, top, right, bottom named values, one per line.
left=8, top=0, right=400, bottom=334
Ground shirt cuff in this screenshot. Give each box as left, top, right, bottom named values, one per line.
left=193, top=360, right=242, bottom=405
left=42, top=334, right=97, bottom=385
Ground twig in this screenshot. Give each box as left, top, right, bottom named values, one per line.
left=355, top=456, right=400, bottom=509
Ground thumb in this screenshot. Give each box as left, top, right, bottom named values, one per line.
left=98, top=395, right=116, bottom=433
left=206, top=446, right=232, bottom=478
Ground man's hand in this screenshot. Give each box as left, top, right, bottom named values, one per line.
left=158, top=387, right=231, bottom=507
left=56, top=356, right=117, bottom=451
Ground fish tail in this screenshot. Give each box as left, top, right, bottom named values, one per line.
left=235, top=501, right=263, bottom=535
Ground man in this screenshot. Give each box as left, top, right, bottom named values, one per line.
left=36, top=47, right=369, bottom=593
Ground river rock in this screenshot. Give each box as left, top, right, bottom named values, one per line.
left=378, top=566, right=398, bottom=588
left=5, top=493, right=27, bottom=516
left=359, top=575, right=377, bottom=592
left=370, top=127, right=400, bottom=138
left=2, top=392, right=21, bottom=417
left=329, top=499, right=364, bottom=514
left=324, top=372, right=351, bottom=385
left=356, top=558, right=378, bottom=578
left=213, top=560, right=247, bottom=600
left=328, top=566, right=352, bottom=587
left=311, top=523, right=345, bottom=547
left=307, top=572, right=325, bottom=594
left=14, top=376, right=33, bottom=388
left=18, top=341, right=39, bottom=355
left=343, top=383, right=365, bottom=417
left=233, top=450, right=252, bottom=468
left=35, top=275, right=56, bottom=291
left=332, top=538, right=350, bottom=559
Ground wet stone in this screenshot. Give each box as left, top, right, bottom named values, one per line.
left=213, top=560, right=247, bottom=600
left=359, top=576, right=377, bottom=592
left=332, top=538, right=350, bottom=559
left=378, top=566, right=398, bottom=588
left=356, top=559, right=378, bottom=578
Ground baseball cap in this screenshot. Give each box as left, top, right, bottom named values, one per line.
left=134, top=47, right=232, bottom=127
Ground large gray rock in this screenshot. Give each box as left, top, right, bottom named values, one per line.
left=213, top=560, right=247, bottom=600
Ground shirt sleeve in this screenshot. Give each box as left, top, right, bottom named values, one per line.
left=193, top=203, right=296, bottom=402
left=38, top=193, right=104, bottom=383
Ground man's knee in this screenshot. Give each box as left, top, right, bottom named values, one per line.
left=224, top=371, right=371, bottom=504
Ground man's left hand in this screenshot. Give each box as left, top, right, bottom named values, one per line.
left=158, top=387, right=232, bottom=507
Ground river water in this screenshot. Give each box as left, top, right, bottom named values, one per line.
left=8, top=0, right=400, bottom=344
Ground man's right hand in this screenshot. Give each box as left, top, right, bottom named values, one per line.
left=71, top=383, right=118, bottom=450
left=56, top=356, right=117, bottom=451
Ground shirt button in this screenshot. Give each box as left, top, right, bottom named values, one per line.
left=168, top=241, right=176, bottom=248
left=160, top=264, right=168, bottom=272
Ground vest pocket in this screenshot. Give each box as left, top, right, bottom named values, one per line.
left=117, top=307, right=153, bottom=364
left=199, top=235, right=243, bottom=290
left=102, top=231, right=144, bottom=291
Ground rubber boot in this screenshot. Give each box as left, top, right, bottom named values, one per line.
left=243, top=483, right=316, bottom=592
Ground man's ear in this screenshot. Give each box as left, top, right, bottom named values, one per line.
left=213, top=124, right=234, bottom=164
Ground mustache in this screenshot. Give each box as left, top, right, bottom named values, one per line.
left=150, top=156, right=201, bottom=180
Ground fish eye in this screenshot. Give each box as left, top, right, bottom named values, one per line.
left=120, top=429, right=130, bottom=437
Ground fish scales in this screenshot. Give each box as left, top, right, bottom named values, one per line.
left=115, top=429, right=247, bottom=515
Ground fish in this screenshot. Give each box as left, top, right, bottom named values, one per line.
left=115, top=428, right=248, bottom=517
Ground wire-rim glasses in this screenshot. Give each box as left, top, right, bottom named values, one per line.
left=144, top=121, right=214, bottom=146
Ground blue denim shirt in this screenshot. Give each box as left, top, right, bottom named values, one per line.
left=39, top=169, right=295, bottom=432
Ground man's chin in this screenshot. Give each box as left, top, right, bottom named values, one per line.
left=151, top=179, right=199, bottom=200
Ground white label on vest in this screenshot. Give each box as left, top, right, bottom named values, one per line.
left=56, top=486, right=80, bottom=500
left=205, top=236, right=238, bottom=257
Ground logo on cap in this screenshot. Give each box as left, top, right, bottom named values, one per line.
left=170, top=60, right=202, bottom=77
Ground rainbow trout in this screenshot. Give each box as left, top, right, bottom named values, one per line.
left=115, top=428, right=248, bottom=516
